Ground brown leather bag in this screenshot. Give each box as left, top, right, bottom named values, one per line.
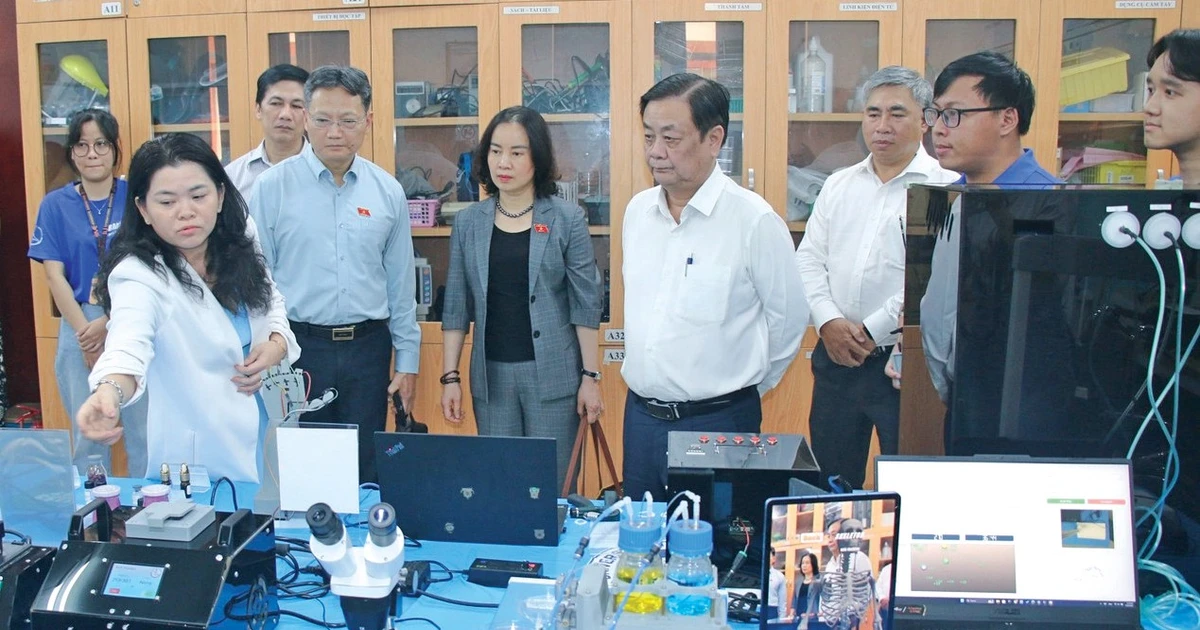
left=561, top=416, right=622, bottom=499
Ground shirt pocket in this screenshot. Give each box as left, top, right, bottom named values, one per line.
left=676, top=263, right=731, bottom=325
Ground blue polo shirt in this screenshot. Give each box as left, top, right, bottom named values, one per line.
left=28, top=180, right=128, bottom=304
left=955, top=148, right=1061, bottom=188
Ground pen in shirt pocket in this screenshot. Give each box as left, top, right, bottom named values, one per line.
left=685, top=253, right=694, bottom=277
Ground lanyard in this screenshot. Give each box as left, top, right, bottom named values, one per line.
left=78, top=180, right=116, bottom=258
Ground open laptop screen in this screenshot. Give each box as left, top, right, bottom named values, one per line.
left=875, top=457, right=1139, bottom=628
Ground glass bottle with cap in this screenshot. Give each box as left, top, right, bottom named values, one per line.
left=665, top=519, right=716, bottom=616
left=612, top=514, right=665, bottom=614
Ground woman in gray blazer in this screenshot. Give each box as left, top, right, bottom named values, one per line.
left=441, top=106, right=604, bottom=492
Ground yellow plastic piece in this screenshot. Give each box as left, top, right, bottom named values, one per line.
left=613, top=566, right=665, bottom=614
left=1078, top=160, right=1147, bottom=185
left=59, top=54, right=109, bottom=97
left=1059, top=47, right=1130, bottom=107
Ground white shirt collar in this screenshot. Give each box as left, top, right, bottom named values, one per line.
left=253, top=138, right=308, bottom=168
left=856, top=144, right=943, bottom=183
left=651, top=163, right=728, bottom=220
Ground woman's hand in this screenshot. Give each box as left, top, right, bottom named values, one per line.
left=441, top=382, right=464, bottom=423
left=233, top=335, right=287, bottom=395
left=577, top=378, right=603, bottom=424
left=76, top=316, right=108, bottom=354
left=77, top=384, right=124, bottom=446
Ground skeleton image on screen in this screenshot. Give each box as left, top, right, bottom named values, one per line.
left=817, top=518, right=881, bottom=630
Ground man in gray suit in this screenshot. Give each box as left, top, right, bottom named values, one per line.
left=441, top=106, right=603, bottom=492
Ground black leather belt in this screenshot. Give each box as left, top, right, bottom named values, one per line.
left=869, top=344, right=896, bottom=358
left=288, top=319, right=386, bottom=342
left=630, top=385, right=758, bottom=421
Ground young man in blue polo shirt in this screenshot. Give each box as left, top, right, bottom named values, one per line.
left=917, top=52, right=1061, bottom=452
left=1145, top=29, right=1200, bottom=188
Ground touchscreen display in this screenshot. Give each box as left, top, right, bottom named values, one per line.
left=763, top=495, right=899, bottom=629
left=103, top=563, right=165, bottom=600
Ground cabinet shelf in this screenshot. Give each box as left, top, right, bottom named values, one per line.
left=153, top=123, right=230, bottom=133
left=589, top=226, right=610, bottom=236
left=394, top=116, right=479, bottom=128
left=788, top=220, right=807, bottom=233
left=42, top=126, right=68, bottom=136
left=788, top=113, right=861, bottom=122
left=1059, top=113, right=1144, bottom=123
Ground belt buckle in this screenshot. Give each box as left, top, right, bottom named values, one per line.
left=332, top=326, right=355, bottom=341
left=648, top=400, right=681, bottom=421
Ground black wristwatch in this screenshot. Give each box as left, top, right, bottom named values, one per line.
left=581, top=368, right=601, bottom=382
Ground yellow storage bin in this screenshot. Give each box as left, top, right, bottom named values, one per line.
left=1078, top=160, right=1146, bottom=185
left=1060, top=47, right=1131, bottom=107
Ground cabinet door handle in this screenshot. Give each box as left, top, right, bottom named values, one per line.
left=747, top=167, right=756, bottom=191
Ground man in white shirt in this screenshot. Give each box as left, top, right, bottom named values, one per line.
left=622, top=73, right=807, bottom=499
left=795, top=66, right=958, bottom=489
left=225, top=64, right=309, bottom=194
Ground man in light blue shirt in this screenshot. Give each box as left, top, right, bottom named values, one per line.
left=249, top=65, right=420, bottom=483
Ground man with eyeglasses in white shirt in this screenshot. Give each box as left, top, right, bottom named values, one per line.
left=621, top=73, right=807, bottom=499
left=249, top=65, right=420, bottom=484
left=796, top=66, right=958, bottom=489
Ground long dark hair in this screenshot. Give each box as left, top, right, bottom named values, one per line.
left=473, top=106, right=560, bottom=198
left=95, top=133, right=273, bottom=314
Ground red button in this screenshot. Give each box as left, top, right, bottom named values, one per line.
left=750, top=436, right=761, bottom=445
left=733, top=436, right=744, bottom=445
left=699, top=435, right=710, bottom=443
left=766, top=436, right=778, bottom=446
left=716, top=436, right=727, bottom=444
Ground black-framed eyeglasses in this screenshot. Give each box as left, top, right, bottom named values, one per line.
left=922, top=106, right=1008, bottom=129
left=72, top=139, right=112, bottom=157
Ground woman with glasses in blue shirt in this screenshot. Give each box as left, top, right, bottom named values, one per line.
left=28, top=108, right=148, bottom=477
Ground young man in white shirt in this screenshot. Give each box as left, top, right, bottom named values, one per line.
left=621, top=73, right=807, bottom=499
left=1145, top=29, right=1200, bottom=187
left=225, top=64, right=309, bottom=194
left=795, top=66, right=958, bottom=489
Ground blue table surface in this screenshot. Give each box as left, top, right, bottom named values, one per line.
left=15, top=477, right=756, bottom=630
left=16, top=478, right=1195, bottom=629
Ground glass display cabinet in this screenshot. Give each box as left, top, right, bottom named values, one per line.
left=247, top=9, right=372, bottom=158
left=127, top=15, right=251, bottom=165
left=631, top=0, right=766, bottom=196
left=766, top=0, right=901, bottom=232
left=1034, top=1, right=1180, bottom=185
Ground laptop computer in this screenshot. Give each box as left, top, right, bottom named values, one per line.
left=875, top=456, right=1140, bottom=629
left=760, top=492, right=901, bottom=630
left=373, top=432, right=559, bottom=546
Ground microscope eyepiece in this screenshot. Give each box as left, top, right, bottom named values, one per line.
left=306, top=502, right=345, bottom=545
left=366, top=502, right=398, bottom=547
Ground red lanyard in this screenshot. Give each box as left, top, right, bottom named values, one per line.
left=79, top=180, right=116, bottom=258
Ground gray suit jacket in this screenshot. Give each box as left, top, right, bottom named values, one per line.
left=442, top=196, right=602, bottom=402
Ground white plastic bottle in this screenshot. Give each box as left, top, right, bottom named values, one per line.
left=800, top=36, right=829, bottom=113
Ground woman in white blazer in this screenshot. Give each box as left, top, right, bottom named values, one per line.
left=77, top=133, right=299, bottom=483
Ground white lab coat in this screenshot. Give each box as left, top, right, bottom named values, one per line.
left=89, top=254, right=299, bottom=483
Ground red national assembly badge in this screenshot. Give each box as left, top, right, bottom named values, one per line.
left=534, top=223, right=549, bottom=233
left=357, top=207, right=371, bottom=217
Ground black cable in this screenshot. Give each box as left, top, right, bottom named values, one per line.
left=209, top=476, right=239, bottom=510
left=405, top=536, right=423, bottom=548
left=3, top=528, right=32, bottom=546
left=425, top=560, right=458, bottom=583
left=413, top=589, right=499, bottom=609
left=395, top=618, right=442, bottom=630
left=275, top=608, right=346, bottom=628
